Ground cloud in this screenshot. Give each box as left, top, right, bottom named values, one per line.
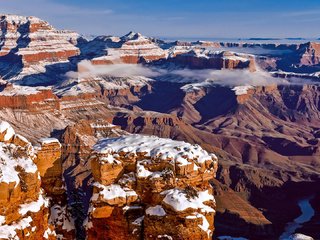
left=67, top=60, right=166, bottom=79
left=168, top=68, right=285, bottom=86
left=67, top=60, right=291, bottom=89
left=282, top=9, right=320, bottom=17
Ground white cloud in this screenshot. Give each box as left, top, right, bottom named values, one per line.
left=67, top=60, right=166, bottom=79
left=67, top=60, right=289, bottom=88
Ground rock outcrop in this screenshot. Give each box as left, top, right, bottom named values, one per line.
left=169, top=49, right=256, bottom=71
left=298, top=42, right=320, bottom=66
left=0, top=121, right=55, bottom=239
left=0, top=83, right=60, bottom=111
left=35, top=138, right=63, bottom=199
left=86, top=135, right=218, bottom=239
left=0, top=14, right=79, bottom=65
left=90, top=32, right=166, bottom=65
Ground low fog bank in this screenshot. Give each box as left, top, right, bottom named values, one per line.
left=65, top=60, right=317, bottom=88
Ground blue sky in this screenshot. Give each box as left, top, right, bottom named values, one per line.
left=1, top=0, right=320, bottom=38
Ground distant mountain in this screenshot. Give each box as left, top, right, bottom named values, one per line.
left=247, top=37, right=281, bottom=40
left=285, top=37, right=306, bottom=40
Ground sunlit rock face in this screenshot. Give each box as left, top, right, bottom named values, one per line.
left=0, top=121, right=56, bottom=240
left=0, top=14, right=79, bottom=64
left=86, top=134, right=218, bottom=240
left=89, top=32, right=167, bottom=65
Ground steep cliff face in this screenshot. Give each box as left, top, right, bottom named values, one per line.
left=0, top=121, right=55, bottom=239
left=0, top=14, right=80, bottom=84
left=0, top=14, right=79, bottom=65
left=86, top=135, right=218, bottom=240
left=0, top=83, right=60, bottom=111
left=36, top=138, right=64, bottom=199
left=168, top=49, right=256, bottom=71
left=90, top=32, right=166, bottom=65
left=36, top=137, right=76, bottom=239
left=298, top=42, right=320, bottom=66
left=54, top=75, right=153, bottom=108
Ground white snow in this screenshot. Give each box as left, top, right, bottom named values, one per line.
left=122, top=205, right=142, bottom=212
left=54, top=75, right=152, bottom=97
left=38, top=138, right=60, bottom=145
left=19, top=192, right=49, bottom=216
left=49, top=204, right=75, bottom=232
left=90, top=123, right=116, bottom=129
left=0, top=216, right=33, bottom=239
left=43, top=227, right=56, bottom=239
left=146, top=205, right=166, bottom=217
left=196, top=213, right=211, bottom=237
left=93, top=183, right=126, bottom=200
left=0, top=85, right=43, bottom=97
left=136, top=159, right=166, bottom=179
left=286, top=233, right=314, bottom=240
left=0, top=141, right=38, bottom=186
left=157, top=235, right=173, bottom=240
left=132, top=216, right=144, bottom=226
left=100, top=155, right=121, bottom=165
left=14, top=134, right=29, bottom=144
left=125, top=189, right=138, bottom=197
left=94, top=135, right=217, bottom=166
left=223, top=55, right=250, bottom=62
left=232, top=86, right=253, bottom=95
left=0, top=216, right=5, bottom=225
left=0, top=121, right=15, bottom=141
left=161, top=188, right=215, bottom=212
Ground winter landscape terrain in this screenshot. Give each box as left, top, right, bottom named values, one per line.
left=0, top=11, right=319, bottom=240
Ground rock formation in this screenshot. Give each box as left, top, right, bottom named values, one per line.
left=0, top=14, right=79, bottom=65
left=169, top=49, right=256, bottom=71
left=0, top=121, right=55, bottom=239
left=90, top=32, right=166, bottom=65
left=0, top=83, right=60, bottom=111
left=86, top=134, right=218, bottom=240
left=36, top=137, right=76, bottom=239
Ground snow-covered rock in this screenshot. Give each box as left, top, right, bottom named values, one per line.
left=87, top=134, right=218, bottom=240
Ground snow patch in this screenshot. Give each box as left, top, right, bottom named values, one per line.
left=19, top=192, right=49, bottom=216
left=0, top=216, right=33, bottom=239
left=161, top=188, right=214, bottom=212
left=49, top=204, right=75, bottom=232
left=232, top=86, right=253, bottom=95
left=93, top=183, right=126, bottom=200
left=38, top=138, right=61, bottom=146
left=94, top=135, right=217, bottom=166
left=146, top=205, right=166, bottom=217
left=0, top=142, right=37, bottom=186
left=0, top=121, right=15, bottom=141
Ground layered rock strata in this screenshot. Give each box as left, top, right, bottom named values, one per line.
left=86, top=134, right=218, bottom=240
left=0, top=121, right=55, bottom=239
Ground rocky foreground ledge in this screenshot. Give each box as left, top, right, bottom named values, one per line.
left=0, top=121, right=219, bottom=239
left=87, top=134, right=218, bottom=240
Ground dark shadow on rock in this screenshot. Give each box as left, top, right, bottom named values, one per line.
left=0, top=20, right=31, bottom=79
left=194, top=86, right=238, bottom=124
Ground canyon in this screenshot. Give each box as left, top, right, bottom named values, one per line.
left=0, top=14, right=319, bottom=240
